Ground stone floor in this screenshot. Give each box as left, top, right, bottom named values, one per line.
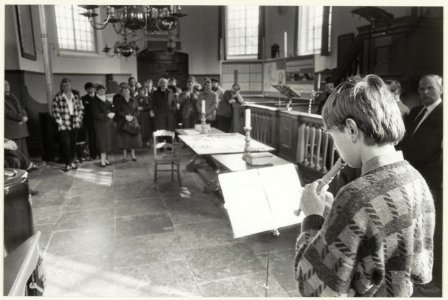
left=26, top=144, right=442, bottom=297
left=28, top=145, right=302, bottom=297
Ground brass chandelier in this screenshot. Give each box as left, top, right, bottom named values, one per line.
left=79, top=5, right=187, bottom=33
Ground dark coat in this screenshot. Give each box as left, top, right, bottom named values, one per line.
left=113, top=94, right=141, bottom=149
left=136, top=94, right=153, bottom=140
left=91, top=97, right=115, bottom=152
left=397, top=103, right=443, bottom=191
left=113, top=94, right=140, bottom=129
left=178, top=90, right=199, bottom=119
left=4, top=93, right=29, bottom=140
left=152, top=88, right=177, bottom=130
left=81, top=93, right=96, bottom=125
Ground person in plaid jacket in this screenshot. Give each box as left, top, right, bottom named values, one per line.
left=52, top=78, right=84, bottom=172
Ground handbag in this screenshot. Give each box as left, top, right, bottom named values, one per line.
left=121, top=118, right=140, bottom=136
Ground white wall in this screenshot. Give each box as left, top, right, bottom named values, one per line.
left=179, top=6, right=220, bottom=75
left=5, top=5, right=137, bottom=77
left=265, top=6, right=297, bottom=59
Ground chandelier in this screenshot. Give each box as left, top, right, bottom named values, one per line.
left=103, top=31, right=140, bottom=58
left=79, top=5, right=187, bottom=33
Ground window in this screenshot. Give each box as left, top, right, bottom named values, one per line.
left=226, top=6, right=259, bottom=59
left=55, top=5, right=95, bottom=52
left=298, top=6, right=332, bottom=56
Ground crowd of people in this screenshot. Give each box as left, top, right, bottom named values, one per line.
left=50, top=76, right=245, bottom=170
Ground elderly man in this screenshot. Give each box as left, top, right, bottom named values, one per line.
left=397, top=74, right=442, bottom=295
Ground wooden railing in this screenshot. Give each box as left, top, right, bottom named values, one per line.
left=237, top=104, right=338, bottom=183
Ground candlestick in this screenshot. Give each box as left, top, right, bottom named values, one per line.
left=200, top=112, right=207, bottom=134
left=242, top=125, right=253, bottom=162
left=284, top=32, right=287, bottom=58
left=317, top=73, right=321, bottom=90
left=245, top=109, right=251, bottom=128
left=201, top=100, right=205, bottom=114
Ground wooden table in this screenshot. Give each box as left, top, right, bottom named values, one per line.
left=176, top=127, right=224, bottom=136
left=211, top=152, right=289, bottom=172
left=178, top=132, right=274, bottom=155
left=177, top=130, right=276, bottom=193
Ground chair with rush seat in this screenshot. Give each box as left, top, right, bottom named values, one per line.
left=152, top=130, right=182, bottom=187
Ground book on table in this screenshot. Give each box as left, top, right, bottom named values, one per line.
left=218, top=163, right=304, bottom=238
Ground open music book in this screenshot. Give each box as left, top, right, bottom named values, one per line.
left=218, top=164, right=304, bottom=238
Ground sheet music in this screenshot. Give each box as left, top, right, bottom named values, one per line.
left=219, top=163, right=303, bottom=238
left=258, top=164, right=304, bottom=228
left=219, top=169, right=277, bottom=238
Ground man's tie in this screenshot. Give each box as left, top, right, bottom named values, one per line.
left=412, top=107, right=427, bottom=135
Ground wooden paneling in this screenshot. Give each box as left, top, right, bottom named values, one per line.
left=137, top=50, right=189, bottom=87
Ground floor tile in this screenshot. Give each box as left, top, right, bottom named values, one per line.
left=32, top=205, right=63, bottom=225
left=164, top=197, right=227, bottom=225
left=114, top=197, right=166, bottom=217
left=46, top=226, right=114, bottom=257
left=175, top=220, right=234, bottom=250
left=185, top=243, right=265, bottom=283
left=55, top=207, right=115, bottom=230
left=198, top=271, right=290, bottom=297
left=115, top=259, right=200, bottom=296
left=115, top=213, right=174, bottom=238
left=113, top=232, right=184, bottom=268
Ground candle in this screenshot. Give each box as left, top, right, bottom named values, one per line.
left=245, top=109, right=251, bottom=128
left=201, top=100, right=205, bottom=114
left=284, top=32, right=287, bottom=58
left=317, top=73, right=321, bottom=90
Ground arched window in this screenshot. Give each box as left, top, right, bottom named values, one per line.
left=226, top=6, right=260, bottom=59
left=298, top=6, right=332, bottom=56
left=55, top=5, right=96, bottom=52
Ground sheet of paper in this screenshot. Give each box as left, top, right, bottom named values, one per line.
left=183, top=129, right=200, bottom=135
left=257, top=164, right=304, bottom=228
left=219, top=169, right=277, bottom=238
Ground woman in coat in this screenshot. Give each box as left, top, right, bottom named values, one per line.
left=52, top=78, right=84, bottom=172
left=91, top=84, right=115, bottom=167
left=136, top=87, right=153, bottom=147
left=113, top=84, right=141, bottom=161
left=4, top=80, right=30, bottom=157
left=152, top=78, right=177, bottom=131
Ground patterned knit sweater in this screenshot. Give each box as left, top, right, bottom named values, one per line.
left=294, top=160, right=435, bottom=297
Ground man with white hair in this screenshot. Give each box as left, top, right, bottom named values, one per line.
left=397, top=74, right=443, bottom=295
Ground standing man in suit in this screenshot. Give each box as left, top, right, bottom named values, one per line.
left=397, top=74, right=443, bottom=295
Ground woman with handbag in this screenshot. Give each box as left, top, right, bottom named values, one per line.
left=113, top=84, right=141, bottom=162
left=91, top=84, right=115, bottom=167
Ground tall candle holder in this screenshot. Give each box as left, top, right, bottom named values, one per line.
left=200, top=112, right=207, bottom=134
left=242, top=126, right=253, bottom=161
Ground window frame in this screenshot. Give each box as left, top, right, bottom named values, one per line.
left=225, top=5, right=260, bottom=60
left=297, top=6, right=332, bottom=56
left=53, top=5, right=100, bottom=57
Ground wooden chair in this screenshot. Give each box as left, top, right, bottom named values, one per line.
left=153, top=130, right=182, bottom=186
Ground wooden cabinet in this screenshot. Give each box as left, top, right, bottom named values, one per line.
left=137, top=50, right=189, bottom=87
left=358, top=17, right=443, bottom=82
